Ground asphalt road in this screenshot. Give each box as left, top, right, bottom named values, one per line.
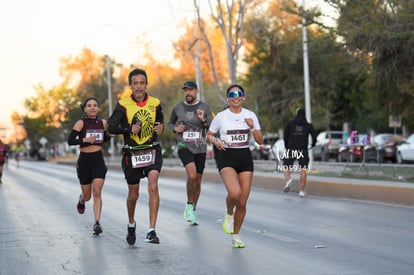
left=1, top=160, right=414, bottom=274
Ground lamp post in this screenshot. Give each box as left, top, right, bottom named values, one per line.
left=302, top=0, right=313, bottom=168
left=106, top=55, right=115, bottom=160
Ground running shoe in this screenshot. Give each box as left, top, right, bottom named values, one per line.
left=232, top=235, right=246, bottom=248
left=299, top=190, right=305, bottom=197
left=190, top=210, right=198, bottom=225
left=222, top=213, right=234, bottom=234
left=145, top=230, right=160, bottom=244
left=183, top=203, right=195, bottom=222
left=93, top=221, right=103, bottom=236
left=126, top=223, right=136, bottom=245
left=283, top=179, right=293, bottom=193
left=76, top=195, right=85, bottom=214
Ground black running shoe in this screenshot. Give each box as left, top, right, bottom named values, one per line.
left=93, top=221, right=103, bottom=236
left=126, top=224, right=136, bottom=245
left=77, top=196, right=85, bottom=214
left=145, top=230, right=160, bottom=244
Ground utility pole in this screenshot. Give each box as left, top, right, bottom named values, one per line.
left=302, top=0, right=313, bottom=168
left=194, top=4, right=204, bottom=102
left=106, top=55, right=115, bottom=160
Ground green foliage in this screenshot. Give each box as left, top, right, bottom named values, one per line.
left=242, top=4, right=368, bottom=134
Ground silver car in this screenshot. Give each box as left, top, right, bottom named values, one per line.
left=313, top=130, right=345, bottom=161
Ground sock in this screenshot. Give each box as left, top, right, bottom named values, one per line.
left=128, top=222, right=136, bottom=228
left=232, top=234, right=239, bottom=240
left=148, top=228, right=155, bottom=233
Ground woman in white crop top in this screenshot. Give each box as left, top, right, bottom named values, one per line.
left=206, top=84, right=263, bottom=248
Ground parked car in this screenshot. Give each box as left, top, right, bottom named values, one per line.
left=368, top=133, right=405, bottom=163
left=337, top=144, right=365, bottom=162
left=250, top=133, right=278, bottom=160
left=313, top=130, right=345, bottom=161
left=396, top=133, right=414, bottom=163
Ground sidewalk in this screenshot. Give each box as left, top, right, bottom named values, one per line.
left=57, top=157, right=414, bottom=206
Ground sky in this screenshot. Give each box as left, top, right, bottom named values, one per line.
left=0, top=0, right=334, bottom=127
left=0, top=0, right=205, bottom=126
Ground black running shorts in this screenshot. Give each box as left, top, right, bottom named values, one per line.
left=76, top=151, right=107, bottom=185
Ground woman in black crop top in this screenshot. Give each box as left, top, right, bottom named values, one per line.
left=67, top=97, right=111, bottom=235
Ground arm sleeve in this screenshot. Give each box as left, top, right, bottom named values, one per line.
left=103, top=131, right=111, bottom=143
left=108, top=104, right=131, bottom=135
left=155, top=104, right=164, bottom=125
left=67, top=129, right=82, bottom=145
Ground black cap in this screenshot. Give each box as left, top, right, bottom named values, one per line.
left=182, top=81, right=197, bottom=89
left=296, top=108, right=305, bottom=116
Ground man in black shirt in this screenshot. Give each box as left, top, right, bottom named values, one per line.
left=282, top=108, right=316, bottom=197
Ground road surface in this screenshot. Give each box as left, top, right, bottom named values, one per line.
left=1, top=160, right=413, bottom=274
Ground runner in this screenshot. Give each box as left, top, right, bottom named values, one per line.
left=206, top=84, right=263, bottom=248
left=0, top=139, right=9, bottom=183
left=168, top=80, right=213, bottom=225
left=108, top=68, right=164, bottom=245
left=67, top=97, right=111, bottom=235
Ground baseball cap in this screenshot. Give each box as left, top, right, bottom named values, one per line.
left=296, top=108, right=305, bottom=116
left=182, top=81, right=197, bottom=89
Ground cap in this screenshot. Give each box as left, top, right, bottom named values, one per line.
left=296, top=108, right=305, bottom=116
left=182, top=81, right=197, bottom=89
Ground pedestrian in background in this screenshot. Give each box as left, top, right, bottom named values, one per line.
left=0, top=139, right=9, bottom=183
left=282, top=108, right=316, bottom=197
left=167, top=80, right=213, bottom=225
left=67, top=97, right=111, bottom=235
left=206, top=84, right=263, bottom=248
left=108, top=68, right=164, bottom=245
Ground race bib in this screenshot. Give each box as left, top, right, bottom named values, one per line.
left=183, top=130, right=202, bottom=142
left=85, top=129, right=104, bottom=143
left=225, top=129, right=249, bottom=147
left=131, top=149, right=156, bottom=168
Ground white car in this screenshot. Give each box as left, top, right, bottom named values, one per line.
left=396, top=133, right=414, bottom=163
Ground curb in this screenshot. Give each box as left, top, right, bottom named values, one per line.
left=58, top=159, right=414, bottom=206
left=105, top=163, right=414, bottom=206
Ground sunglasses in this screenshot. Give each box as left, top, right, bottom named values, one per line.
left=227, top=90, right=245, bottom=98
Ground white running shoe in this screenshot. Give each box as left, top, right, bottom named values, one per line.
left=232, top=235, right=245, bottom=248
left=283, top=179, right=294, bottom=193
left=222, top=213, right=234, bottom=234
left=299, top=190, right=305, bottom=197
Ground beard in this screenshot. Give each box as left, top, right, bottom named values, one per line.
left=185, top=95, right=196, bottom=104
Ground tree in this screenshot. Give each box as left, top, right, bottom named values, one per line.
left=241, top=0, right=367, bottom=133
left=318, top=0, right=414, bottom=132
left=10, top=111, right=26, bottom=144
left=178, top=0, right=254, bottom=104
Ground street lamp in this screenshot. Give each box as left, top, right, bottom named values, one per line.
left=106, top=55, right=115, bottom=160
left=302, top=0, right=313, bottom=168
